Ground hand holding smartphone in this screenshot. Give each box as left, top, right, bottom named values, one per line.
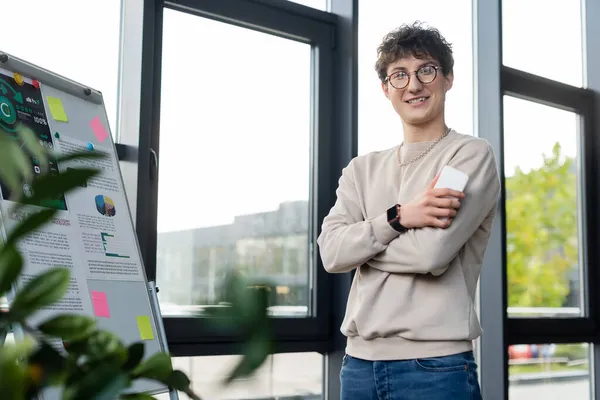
left=398, top=165, right=469, bottom=229
left=434, top=165, right=469, bottom=193
left=434, top=166, right=469, bottom=221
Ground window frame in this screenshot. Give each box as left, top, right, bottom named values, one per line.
left=501, top=66, right=599, bottom=343
left=477, top=0, right=600, bottom=398
left=584, top=0, right=600, bottom=395
left=115, top=0, right=600, bottom=397
left=129, top=0, right=341, bottom=357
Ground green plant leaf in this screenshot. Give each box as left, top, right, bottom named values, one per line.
left=120, top=394, right=157, bottom=399
left=5, top=208, right=58, bottom=246
left=38, top=314, right=96, bottom=341
left=53, top=150, right=108, bottom=164
left=27, top=342, right=68, bottom=388
left=165, top=369, right=191, bottom=391
left=165, top=370, right=203, bottom=400
left=0, top=339, right=35, bottom=399
left=0, top=245, right=23, bottom=296
left=65, top=330, right=125, bottom=362
left=0, top=349, right=27, bottom=400
left=34, top=167, right=98, bottom=195
left=239, top=283, right=272, bottom=323
left=85, top=330, right=127, bottom=363
left=9, top=267, right=70, bottom=321
left=63, top=362, right=86, bottom=388
left=16, top=124, right=48, bottom=169
left=212, top=275, right=273, bottom=384
left=63, top=363, right=130, bottom=400
left=224, top=330, right=272, bottom=384
left=0, top=337, right=36, bottom=360
left=17, top=168, right=99, bottom=208
left=0, top=129, right=33, bottom=197
left=94, top=373, right=131, bottom=400
left=131, top=352, right=173, bottom=381
left=62, top=338, right=90, bottom=357
left=123, top=342, right=145, bottom=371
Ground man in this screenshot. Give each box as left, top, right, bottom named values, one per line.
left=317, top=22, right=500, bottom=399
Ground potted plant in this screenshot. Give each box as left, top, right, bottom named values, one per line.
left=0, top=125, right=273, bottom=399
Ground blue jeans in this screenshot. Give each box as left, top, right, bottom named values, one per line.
left=340, top=351, right=482, bottom=400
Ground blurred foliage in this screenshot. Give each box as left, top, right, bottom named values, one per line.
left=506, top=142, right=577, bottom=308
left=0, top=124, right=273, bottom=399
left=553, top=343, right=589, bottom=361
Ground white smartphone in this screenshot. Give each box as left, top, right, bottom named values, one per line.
left=434, top=166, right=469, bottom=221
left=434, top=165, right=469, bottom=192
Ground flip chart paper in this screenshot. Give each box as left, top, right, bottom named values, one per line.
left=91, top=291, right=110, bottom=318
left=47, top=96, right=68, bottom=122
left=136, top=316, right=154, bottom=340
left=90, top=116, right=109, bottom=143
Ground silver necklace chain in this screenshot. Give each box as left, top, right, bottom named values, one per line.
left=396, top=127, right=451, bottom=167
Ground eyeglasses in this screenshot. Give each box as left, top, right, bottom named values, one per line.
left=385, top=65, right=441, bottom=90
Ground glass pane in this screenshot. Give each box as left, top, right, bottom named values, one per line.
left=286, top=0, right=328, bottom=10
left=155, top=352, right=323, bottom=399
left=503, top=96, right=583, bottom=317
left=502, top=0, right=583, bottom=87
left=156, top=10, right=312, bottom=317
left=0, top=0, right=122, bottom=134
left=358, top=0, right=473, bottom=153
left=509, top=343, right=591, bottom=400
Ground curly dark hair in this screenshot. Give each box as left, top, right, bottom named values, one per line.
left=375, top=22, right=454, bottom=83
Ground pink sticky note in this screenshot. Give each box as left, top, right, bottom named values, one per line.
left=91, top=291, right=110, bottom=318
left=90, top=116, right=109, bottom=143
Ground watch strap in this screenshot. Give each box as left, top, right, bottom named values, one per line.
left=387, top=204, right=407, bottom=233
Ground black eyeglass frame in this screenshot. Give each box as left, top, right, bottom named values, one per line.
left=384, top=65, right=442, bottom=89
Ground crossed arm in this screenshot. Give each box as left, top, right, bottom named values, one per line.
left=317, top=145, right=500, bottom=276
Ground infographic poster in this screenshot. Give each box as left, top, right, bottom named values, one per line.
left=54, top=134, right=143, bottom=281
left=0, top=67, right=146, bottom=323
left=0, top=63, right=166, bottom=397
left=0, top=70, right=66, bottom=209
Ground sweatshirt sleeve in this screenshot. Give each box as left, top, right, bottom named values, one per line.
left=368, top=142, right=500, bottom=276
left=317, top=159, right=401, bottom=273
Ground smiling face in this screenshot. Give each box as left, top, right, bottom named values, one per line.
left=381, top=55, right=453, bottom=128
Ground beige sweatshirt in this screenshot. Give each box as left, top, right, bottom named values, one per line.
left=317, top=130, right=500, bottom=361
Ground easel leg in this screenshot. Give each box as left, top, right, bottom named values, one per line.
left=148, top=281, right=179, bottom=400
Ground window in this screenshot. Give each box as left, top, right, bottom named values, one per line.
left=358, top=0, right=473, bottom=153
left=508, top=343, right=591, bottom=400
left=1, top=0, right=122, bottom=135
left=156, top=10, right=313, bottom=318
left=502, top=0, right=583, bottom=87
left=155, top=352, right=323, bottom=399
left=503, top=96, right=584, bottom=318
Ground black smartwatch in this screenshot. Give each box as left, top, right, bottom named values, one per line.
left=387, top=204, right=407, bottom=233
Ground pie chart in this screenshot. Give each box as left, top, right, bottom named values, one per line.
left=95, top=195, right=116, bottom=217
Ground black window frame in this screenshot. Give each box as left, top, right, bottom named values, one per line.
left=501, top=66, right=600, bottom=345
left=132, top=0, right=346, bottom=357
left=116, top=0, right=600, bottom=398
left=477, top=0, right=600, bottom=398
left=476, top=0, right=600, bottom=398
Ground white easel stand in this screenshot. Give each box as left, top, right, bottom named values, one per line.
left=148, top=280, right=180, bottom=400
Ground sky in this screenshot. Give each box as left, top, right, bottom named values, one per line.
left=0, top=0, right=585, bottom=234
